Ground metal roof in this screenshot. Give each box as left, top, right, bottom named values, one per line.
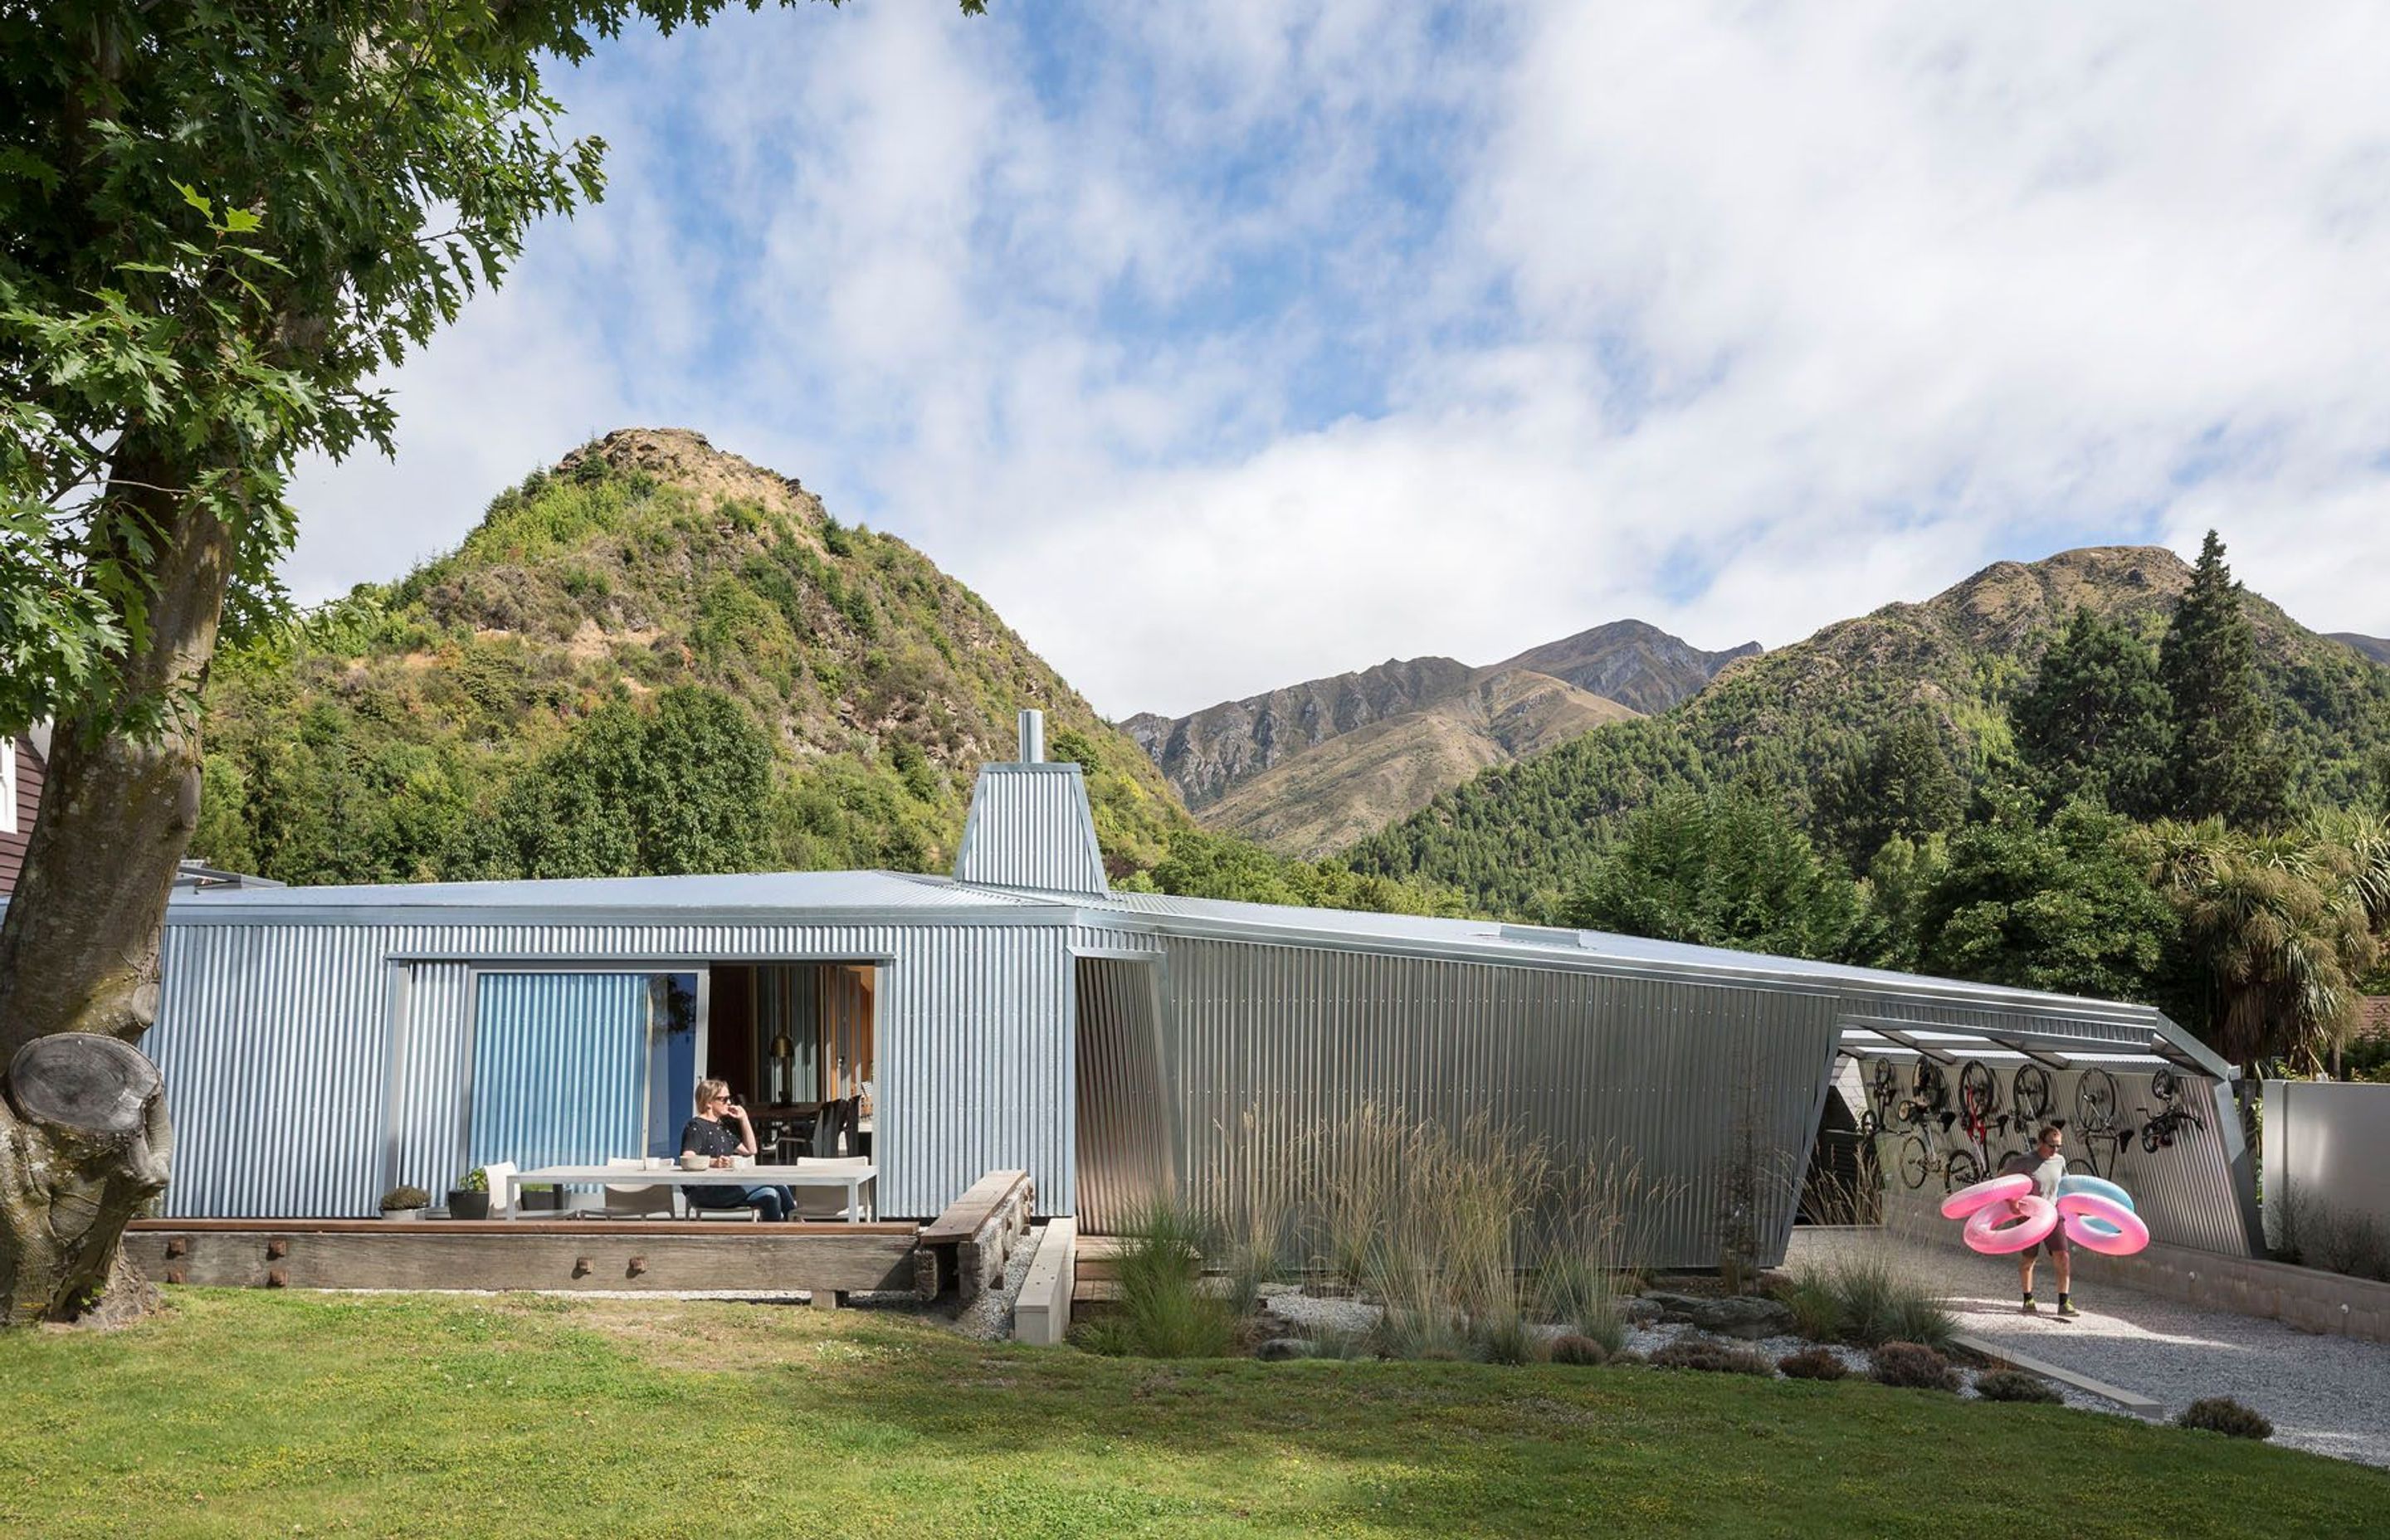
left=150, top=857, right=2230, bottom=1079
left=163, top=868, right=1049, bottom=923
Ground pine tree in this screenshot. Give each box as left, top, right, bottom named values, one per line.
left=2159, top=532, right=2288, bottom=827
left=2012, top=606, right=2173, bottom=817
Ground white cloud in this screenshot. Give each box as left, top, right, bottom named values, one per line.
left=285, top=2, right=2390, bottom=719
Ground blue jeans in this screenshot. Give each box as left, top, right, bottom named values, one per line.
left=686, top=1183, right=795, bottom=1221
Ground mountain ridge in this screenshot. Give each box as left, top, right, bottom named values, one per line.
left=1127, top=620, right=1756, bottom=846
left=1346, top=544, right=2390, bottom=917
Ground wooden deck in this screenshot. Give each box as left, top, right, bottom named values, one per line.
left=124, top=1171, right=1036, bottom=1305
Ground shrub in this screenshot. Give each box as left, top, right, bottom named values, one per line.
left=1869, top=1341, right=1958, bottom=1391
left=456, top=1168, right=488, bottom=1194
left=1973, top=1369, right=2061, bottom=1404
left=1295, top=1330, right=1373, bottom=1361
left=2177, top=1397, right=2273, bottom=1440
left=1607, top=1349, right=1649, bottom=1366
left=1651, top=1335, right=1776, bottom=1377
left=378, top=1186, right=431, bottom=1211
left=1777, top=1347, right=1847, bottom=1382
left=1886, top=1294, right=1958, bottom=1352
left=1071, top=1201, right=1238, bottom=1360
left=1550, top=1334, right=1610, bottom=1367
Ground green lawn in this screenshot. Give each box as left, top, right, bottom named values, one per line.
left=0, top=1291, right=2379, bottom=1538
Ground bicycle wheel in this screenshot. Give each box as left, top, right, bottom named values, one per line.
left=2151, top=1066, right=2180, bottom=1106
left=1897, top=1136, right=1929, bottom=1191
left=1871, top=1058, right=1900, bottom=1112
left=1857, top=1110, right=1879, bottom=1138
left=1896, top=1098, right=1924, bottom=1128
left=1944, top=1149, right=1983, bottom=1192
left=1913, top=1058, right=1949, bottom=1113
left=1958, top=1060, right=1998, bottom=1120
left=2075, top=1067, right=2120, bottom=1133
left=2141, top=1123, right=2162, bottom=1154
left=2012, top=1065, right=2053, bottom=1123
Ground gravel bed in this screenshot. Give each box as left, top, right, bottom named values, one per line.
left=1788, top=1230, right=2390, bottom=1467
left=1256, top=1285, right=2106, bottom=1409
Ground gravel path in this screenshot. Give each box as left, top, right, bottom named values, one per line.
left=1788, top=1230, right=2390, bottom=1468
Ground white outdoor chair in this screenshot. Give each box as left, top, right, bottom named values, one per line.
left=600, top=1157, right=677, bottom=1219
left=480, top=1161, right=518, bottom=1219
left=788, top=1157, right=871, bottom=1221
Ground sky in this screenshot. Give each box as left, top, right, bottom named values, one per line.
left=285, top=2, right=2390, bottom=719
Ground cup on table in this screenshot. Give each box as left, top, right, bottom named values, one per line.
left=644, top=1157, right=666, bottom=1171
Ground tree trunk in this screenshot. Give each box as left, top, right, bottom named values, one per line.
left=0, top=439, right=229, bottom=1325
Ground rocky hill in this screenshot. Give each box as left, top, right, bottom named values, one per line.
left=193, top=429, right=1188, bottom=885
left=2334, top=632, right=2390, bottom=665
left=1199, top=669, right=1639, bottom=857
left=1126, top=620, right=1753, bottom=852
left=1485, top=621, right=1759, bottom=714
left=1347, top=546, right=2390, bottom=918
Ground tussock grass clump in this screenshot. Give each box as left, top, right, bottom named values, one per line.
left=1471, top=1309, right=1548, bottom=1366
left=1783, top=1254, right=1955, bottom=1348
left=1070, top=1201, right=1237, bottom=1360
left=1550, top=1334, right=1609, bottom=1367
left=1777, top=1347, right=1846, bottom=1382
left=1869, top=1342, right=1958, bottom=1392
left=1651, top=1336, right=1775, bottom=1377
left=2177, top=1396, right=2273, bottom=1440
left=1973, top=1369, right=2061, bottom=1404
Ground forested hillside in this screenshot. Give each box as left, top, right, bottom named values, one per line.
left=1349, top=545, right=2390, bottom=920
left=193, top=430, right=1193, bottom=885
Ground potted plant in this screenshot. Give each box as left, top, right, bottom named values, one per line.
left=378, top=1185, right=431, bottom=1221
left=447, top=1168, right=491, bottom=1221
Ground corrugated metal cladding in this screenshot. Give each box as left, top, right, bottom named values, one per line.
left=147, top=923, right=395, bottom=1218
left=1861, top=1057, right=2254, bottom=1255
left=144, top=916, right=1079, bottom=1221
left=1074, top=957, right=1178, bottom=1232
left=1113, top=936, right=1839, bottom=1269
left=953, top=766, right=1108, bottom=896
left=466, top=972, right=649, bottom=1173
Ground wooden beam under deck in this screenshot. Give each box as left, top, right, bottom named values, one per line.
left=124, top=1219, right=927, bottom=1298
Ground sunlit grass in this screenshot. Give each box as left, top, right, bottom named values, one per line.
left=0, top=1290, right=2378, bottom=1538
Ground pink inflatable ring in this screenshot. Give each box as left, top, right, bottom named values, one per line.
left=1940, top=1173, right=2033, bottom=1221
left=2058, top=1192, right=2150, bottom=1255
left=1964, top=1195, right=2058, bottom=1254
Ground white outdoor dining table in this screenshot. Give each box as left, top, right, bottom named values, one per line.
left=500, top=1163, right=878, bottom=1221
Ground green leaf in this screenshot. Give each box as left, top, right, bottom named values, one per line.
left=174, top=181, right=214, bottom=218
left=222, top=207, right=262, bottom=234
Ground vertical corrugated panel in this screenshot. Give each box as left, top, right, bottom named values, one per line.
left=1073, top=957, right=1175, bottom=1231
left=466, top=972, right=649, bottom=1172
left=1862, top=1055, right=2253, bottom=1255
left=1099, top=936, right=1836, bottom=1265
left=953, top=766, right=1108, bottom=895
left=877, top=924, right=1075, bottom=1216
left=387, top=962, right=473, bottom=1200
left=2262, top=1079, right=2390, bottom=1246
left=146, top=924, right=395, bottom=1217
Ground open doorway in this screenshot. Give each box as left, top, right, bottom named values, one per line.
left=701, top=962, right=876, bottom=1163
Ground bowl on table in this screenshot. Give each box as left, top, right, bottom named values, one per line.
left=678, top=1153, right=708, bottom=1171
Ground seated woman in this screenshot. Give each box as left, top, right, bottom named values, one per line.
left=680, top=1079, right=797, bottom=1221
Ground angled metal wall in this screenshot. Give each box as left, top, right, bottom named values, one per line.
left=1100, top=935, right=1841, bottom=1268
left=1861, top=1055, right=2253, bottom=1255
left=954, top=765, right=1109, bottom=895
left=1073, top=956, right=1177, bottom=1233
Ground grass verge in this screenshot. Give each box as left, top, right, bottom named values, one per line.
left=0, top=1289, right=2379, bottom=1538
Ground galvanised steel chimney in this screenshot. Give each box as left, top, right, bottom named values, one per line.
left=1017, top=707, right=1045, bottom=764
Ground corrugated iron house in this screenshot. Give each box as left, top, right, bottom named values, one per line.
left=134, top=711, right=2261, bottom=1266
